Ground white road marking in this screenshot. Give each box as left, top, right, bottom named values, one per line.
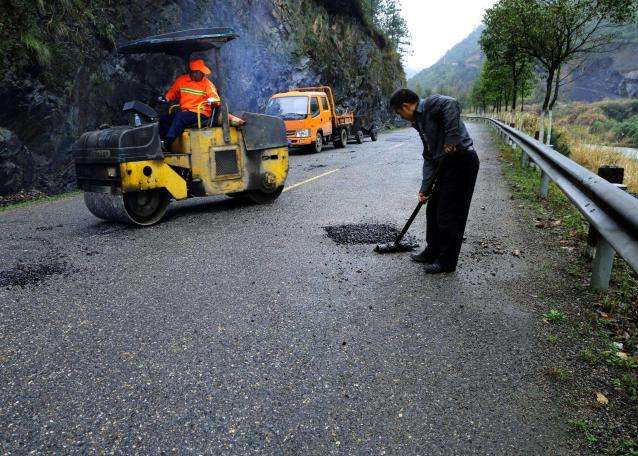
left=283, top=168, right=341, bottom=193
left=387, top=143, right=405, bottom=150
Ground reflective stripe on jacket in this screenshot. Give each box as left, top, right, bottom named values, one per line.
left=165, top=74, right=220, bottom=118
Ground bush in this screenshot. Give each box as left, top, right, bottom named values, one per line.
left=600, top=100, right=638, bottom=121
left=574, top=110, right=608, bottom=126
left=552, top=129, right=571, bottom=157
left=611, top=116, right=638, bottom=145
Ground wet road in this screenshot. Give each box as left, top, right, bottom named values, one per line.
left=0, top=123, right=571, bottom=454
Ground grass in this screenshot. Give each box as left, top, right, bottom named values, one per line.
left=496, top=134, right=638, bottom=455
left=0, top=190, right=80, bottom=212
left=544, top=309, right=567, bottom=324
left=550, top=367, right=573, bottom=381
left=581, top=348, right=600, bottom=366
left=494, top=107, right=638, bottom=194
left=568, top=419, right=599, bottom=445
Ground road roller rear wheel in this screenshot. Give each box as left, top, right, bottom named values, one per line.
left=247, top=186, right=284, bottom=204
left=122, top=190, right=169, bottom=226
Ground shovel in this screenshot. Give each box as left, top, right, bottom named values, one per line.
left=374, top=202, right=424, bottom=253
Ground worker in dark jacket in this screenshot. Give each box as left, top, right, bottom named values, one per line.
left=390, top=89, right=480, bottom=274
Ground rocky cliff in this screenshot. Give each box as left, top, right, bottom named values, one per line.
left=0, top=0, right=404, bottom=196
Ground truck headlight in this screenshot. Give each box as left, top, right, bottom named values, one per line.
left=296, top=129, right=311, bottom=138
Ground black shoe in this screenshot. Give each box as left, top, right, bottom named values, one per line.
left=410, top=248, right=436, bottom=264
left=424, top=262, right=455, bottom=274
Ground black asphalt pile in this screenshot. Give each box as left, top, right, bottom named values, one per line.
left=324, top=223, right=416, bottom=245
left=0, top=261, right=67, bottom=287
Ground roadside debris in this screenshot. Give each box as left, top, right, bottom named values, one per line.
left=535, top=218, right=562, bottom=229
left=0, top=189, right=47, bottom=208
left=595, top=392, right=609, bottom=406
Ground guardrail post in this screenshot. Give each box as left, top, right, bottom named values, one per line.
left=587, top=166, right=624, bottom=258
left=591, top=237, right=615, bottom=290
left=539, top=171, right=550, bottom=198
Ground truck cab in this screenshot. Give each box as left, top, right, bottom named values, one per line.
left=266, top=86, right=355, bottom=153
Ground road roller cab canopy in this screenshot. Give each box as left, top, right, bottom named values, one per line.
left=119, top=28, right=238, bottom=87
left=118, top=28, right=239, bottom=57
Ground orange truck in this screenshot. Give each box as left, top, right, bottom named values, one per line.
left=265, top=86, right=377, bottom=153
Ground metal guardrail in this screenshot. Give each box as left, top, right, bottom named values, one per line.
left=467, top=116, right=638, bottom=290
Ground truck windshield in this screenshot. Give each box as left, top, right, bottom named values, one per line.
left=266, top=97, right=308, bottom=120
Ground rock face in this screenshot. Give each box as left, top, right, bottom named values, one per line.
left=0, top=0, right=404, bottom=196
left=0, top=128, right=34, bottom=195
left=568, top=57, right=638, bottom=102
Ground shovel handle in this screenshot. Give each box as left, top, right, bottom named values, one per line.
left=394, top=201, right=424, bottom=244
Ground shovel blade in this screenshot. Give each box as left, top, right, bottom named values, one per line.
left=374, top=242, right=418, bottom=254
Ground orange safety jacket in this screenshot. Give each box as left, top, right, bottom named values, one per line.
left=165, top=74, right=221, bottom=118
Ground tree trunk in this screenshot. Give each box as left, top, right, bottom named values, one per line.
left=546, top=66, right=562, bottom=146
left=542, top=68, right=555, bottom=112
left=539, top=68, right=556, bottom=143
left=512, top=71, right=518, bottom=111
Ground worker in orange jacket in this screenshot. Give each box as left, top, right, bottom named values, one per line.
left=158, top=59, right=244, bottom=148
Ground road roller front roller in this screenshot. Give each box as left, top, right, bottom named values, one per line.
left=71, top=28, right=289, bottom=226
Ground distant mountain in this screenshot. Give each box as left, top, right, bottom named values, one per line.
left=407, top=26, right=484, bottom=98
left=404, top=66, right=421, bottom=79
left=566, top=23, right=638, bottom=101
left=407, top=22, right=638, bottom=103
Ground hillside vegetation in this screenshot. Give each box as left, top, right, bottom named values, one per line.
left=557, top=99, right=638, bottom=147
left=493, top=103, right=638, bottom=193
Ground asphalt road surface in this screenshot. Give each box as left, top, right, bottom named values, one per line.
left=1, top=123, right=571, bottom=454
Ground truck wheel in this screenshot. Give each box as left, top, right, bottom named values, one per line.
left=333, top=129, right=348, bottom=148
left=311, top=134, right=323, bottom=153
left=247, top=186, right=284, bottom=204
left=355, top=130, right=364, bottom=144
left=370, top=129, right=378, bottom=142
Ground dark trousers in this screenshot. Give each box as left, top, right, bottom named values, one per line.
left=159, top=111, right=209, bottom=144
left=425, top=150, right=480, bottom=270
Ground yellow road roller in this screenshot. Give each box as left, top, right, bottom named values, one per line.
left=72, top=28, right=289, bottom=225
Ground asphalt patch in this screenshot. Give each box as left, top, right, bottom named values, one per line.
left=324, top=223, right=417, bottom=245
left=0, top=261, right=68, bottom=287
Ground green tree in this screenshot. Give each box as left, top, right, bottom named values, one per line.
left=483, top=0, right=638, bottom=144
left=373, top=0, right=410, bottom=55
left=480, top=20, right=534, bottom=112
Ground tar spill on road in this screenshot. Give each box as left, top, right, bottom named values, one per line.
left=324, top=223, right=417, bottom=245
left=0, top=261, right=68, bottom=287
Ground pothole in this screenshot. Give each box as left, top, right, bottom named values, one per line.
left=324, top=223, right=416, bottom=245
left=0, top=261, right=68, bottom=287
